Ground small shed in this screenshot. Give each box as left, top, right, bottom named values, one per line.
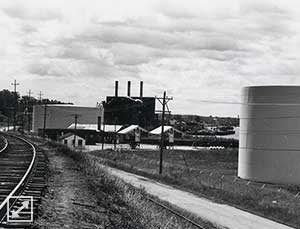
left=67, top=123, right=99, bottom=145
left=118, top=125, right=148, bottom=143
left=150, top=126, right=184, bottom=143
left=59, top=132, right=86, bottom=148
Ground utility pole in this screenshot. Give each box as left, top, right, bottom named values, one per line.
left=11, top=80, right=19, bottom=131
left=28, top=89, right=32, bottom=98
left=156, top=91, right=173, bottom=174
left=27, top=90, right=32, bottom=132
left=114, top=117, right=117, bottom=151
left=38, top=91, right=43, bottom=102
left=42, top=103, right=47, bottom=139
left=73, top=114, right=79, bottom=147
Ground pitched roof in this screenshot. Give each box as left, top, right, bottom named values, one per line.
left=67, top=123, right=123, bottom=133
left=150, top=126, right=182, bottom=135
left=118, top=125, right=148, bottom=134
left=68, top=123, right=98, bottom=131
left=100, top=124, right=123, bottom=133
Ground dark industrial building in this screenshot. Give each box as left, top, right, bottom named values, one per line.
left=104, top=81, right=158, bottom=129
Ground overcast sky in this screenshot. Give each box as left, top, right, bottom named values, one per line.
left=1, top=0, right=300, bottom=117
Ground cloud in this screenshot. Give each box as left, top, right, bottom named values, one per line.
left=0, top=0, right=300, bottom=116
left=2, top=2, right=61, bottom=21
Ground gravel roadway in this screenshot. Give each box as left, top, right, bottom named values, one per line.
left=102, top=165, right=294, bottom=229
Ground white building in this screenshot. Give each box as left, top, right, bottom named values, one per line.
left=60, top=133, right=86, bottom=148
left=118, top=125, right=148, bottom=142
left=150, top=126, right=183, bottom=142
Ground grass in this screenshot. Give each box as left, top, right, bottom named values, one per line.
left=46, top=141, right=216, bottom=229
left=89, top=148, right=300, bottom=228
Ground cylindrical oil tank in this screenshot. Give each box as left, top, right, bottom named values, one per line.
left=238, top=86, right=300, bottom=184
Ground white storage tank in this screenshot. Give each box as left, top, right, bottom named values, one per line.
left=238, top=86, right=300, bottom=184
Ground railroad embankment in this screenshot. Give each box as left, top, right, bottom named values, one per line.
left=29, top=137, right=213, bottom=228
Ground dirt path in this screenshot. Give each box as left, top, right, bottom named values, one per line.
left=101, top=164, right=294, bottom=229
left=34, top=148, right=108, bottom=229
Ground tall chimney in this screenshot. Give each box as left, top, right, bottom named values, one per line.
left=140, top=81, right=143, bottom=98
left=115, top=81, right=118, bottom=97
left=127, top=81, right=131, bottom=97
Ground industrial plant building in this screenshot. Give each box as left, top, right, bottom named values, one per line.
left=103, top=81, right=158, bottom=129
left=238, top=86, right=300, bottom=184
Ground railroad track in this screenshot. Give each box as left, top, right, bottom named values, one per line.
left=0, top=133, right=47, bottom=228
left=146, top=197, right=207, bottom=229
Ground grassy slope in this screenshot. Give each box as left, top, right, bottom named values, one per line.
left=47, top=142, right=217, bottom=229
left=89, top=148, right=300, bottom=228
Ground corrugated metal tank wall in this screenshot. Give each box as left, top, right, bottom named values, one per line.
left=238, top=86, right=300, bottom=184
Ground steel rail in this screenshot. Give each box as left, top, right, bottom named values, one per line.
left=147, top=197, right=206, bottom=229
left=0, top=135, right=8, bottom=153
left=0, top=135, right=37, bottom=218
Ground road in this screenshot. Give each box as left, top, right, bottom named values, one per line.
left=103, top=165, right=293, bottom=229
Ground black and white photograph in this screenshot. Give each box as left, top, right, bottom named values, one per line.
left=0, top=0, right=299, bottom=228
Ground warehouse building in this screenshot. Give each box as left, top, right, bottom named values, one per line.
left=32, top=104, right=102, bottom=134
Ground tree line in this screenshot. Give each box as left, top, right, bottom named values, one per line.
left=0, top=89, right=72, bottom=119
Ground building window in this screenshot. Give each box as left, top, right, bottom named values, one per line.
left=78, top=139, right=83, bottom=146
left=64, top=140, right=67, bottom=145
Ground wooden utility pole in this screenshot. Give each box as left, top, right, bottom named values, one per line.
left=159, top=92, right=166, bottom=174
left=156, top=91, right=173, bottom=174
left=73, top=114, right=79, bottom=147
left=38, top=91, right=43, bottom=102
left=11, top=80, right=19, bottom=131
left=27, top=90, right=32, bottom=132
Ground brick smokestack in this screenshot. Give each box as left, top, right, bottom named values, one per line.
left=140, top=81, right=143, bottom=98
left=127, top=81, right=131, bottom=97
left=115, top=81, right=118, bottom=97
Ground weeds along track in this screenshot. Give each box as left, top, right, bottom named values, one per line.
left=146, top=197, right=207, bottom=229
left=0, top=133, right=47, bottom=227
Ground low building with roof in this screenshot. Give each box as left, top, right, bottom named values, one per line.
left=118, top=125, right=148, bottom=144
left=59, top=132, right=86, bottom=148
left=150, top=126, right=184, bottom=143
